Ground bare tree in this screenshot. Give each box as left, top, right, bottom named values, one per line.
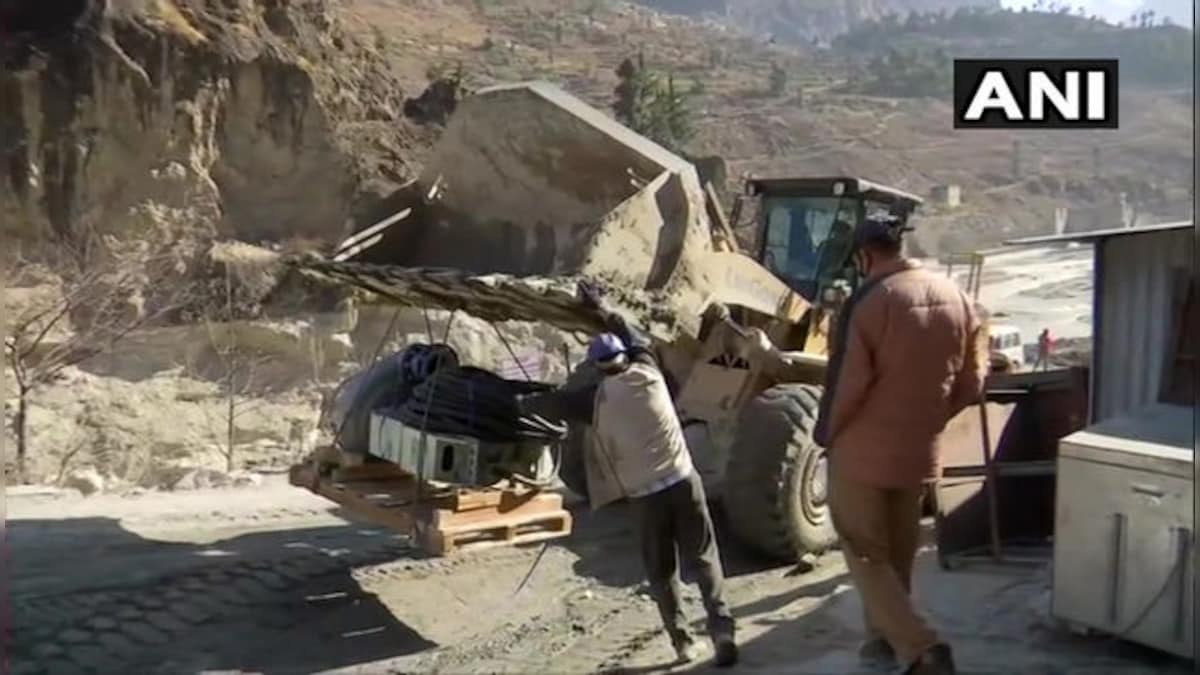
left=194, top=264, right=275, bottom=472
left=4, top=235, right=192, bottom=482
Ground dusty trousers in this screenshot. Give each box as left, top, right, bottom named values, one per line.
left=829, top=464, right=940, bottom=665
left=631, top=471, right=735, bottom=644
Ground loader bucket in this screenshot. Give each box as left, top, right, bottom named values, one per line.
left=318, top=82, right=807, bottom=341
left=369, top=85, right=707, bottom=301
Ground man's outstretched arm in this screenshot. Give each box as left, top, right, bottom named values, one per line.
left=579, top=280, right=656, bottom=364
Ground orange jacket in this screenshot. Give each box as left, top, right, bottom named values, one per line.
left=824, top=259, right=988, bottom=488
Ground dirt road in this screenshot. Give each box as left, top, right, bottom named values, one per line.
left=9, top=478, right=1188, bottom=674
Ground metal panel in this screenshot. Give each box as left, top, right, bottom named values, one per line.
left=935, top=368, right=1090, bottom=561
left=1059, top=403, right=1193, bottom=475
left=369, top=411, right=483, bottom=484
left=1053, top=444, right=1194, bottom=659
left=1005, top=220, right=1192, bottom=246
left=1093, top=228, right=1193, bottom=422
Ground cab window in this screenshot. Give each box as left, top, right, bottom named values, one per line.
left=761, top=196, right=856, bottom=299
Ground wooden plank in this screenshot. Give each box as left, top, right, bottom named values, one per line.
left=424, top=510, right=573, bottom=556
left=943, top=460, right=1056, bottom=479
left=443, top=487, right=508, bottom=511
left=430, top=491, right=564, bottom=529
left=290, top=462, right=574, bottom=557
left=331, top=462, right=411, bottom=482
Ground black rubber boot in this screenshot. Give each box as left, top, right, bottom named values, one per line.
left=903, top=643, right=956, bottom=675
left=858, top=637, right=896, bottom=665
left=712, top=631, right=738, bottom=668
left=672, top=632, right=705, bottom=663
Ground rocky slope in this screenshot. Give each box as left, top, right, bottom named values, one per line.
left=0, top=0, right=425, bottom=253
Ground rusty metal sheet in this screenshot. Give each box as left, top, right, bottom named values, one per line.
left=934, top=367, right=1090, bottom=562
left=289, top=258, right=691, bottom=341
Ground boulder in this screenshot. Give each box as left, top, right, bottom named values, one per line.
left=61, top=468, right=106, bottom=496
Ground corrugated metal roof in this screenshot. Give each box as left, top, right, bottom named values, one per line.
left=1091, top=226, right=1193, bottom=422
left=1004, top=221, right=1192, bottom=246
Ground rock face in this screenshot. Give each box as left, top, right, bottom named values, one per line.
left=635, top=0, right=1000, bottom=42
left=0, top=0, right=421, bottom=251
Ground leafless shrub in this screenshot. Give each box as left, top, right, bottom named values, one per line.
left=190, top=262, right=277, bottom=472
left=4, top=232, right=198, bottom=482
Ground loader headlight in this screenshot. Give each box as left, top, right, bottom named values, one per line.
left=832, top=181, right=845, bottom=196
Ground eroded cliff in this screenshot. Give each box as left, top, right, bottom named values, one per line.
left=0, top=0, right=424, bottom=252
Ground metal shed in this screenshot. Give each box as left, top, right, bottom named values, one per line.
left=1006, top=221, right=1194, bottom=423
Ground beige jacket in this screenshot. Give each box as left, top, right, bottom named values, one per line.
left=583, top=362, right=694, bottom=510
left=825, top=259, right=988, bottom=488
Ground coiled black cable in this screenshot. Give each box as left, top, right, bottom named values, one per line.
left=391, top=365, right=567, bottom=443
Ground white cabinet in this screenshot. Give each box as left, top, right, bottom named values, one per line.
left=1052, top=403, right=1194, bottom=660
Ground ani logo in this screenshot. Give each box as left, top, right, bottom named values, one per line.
left=953, top=59, right=1119, bottom=129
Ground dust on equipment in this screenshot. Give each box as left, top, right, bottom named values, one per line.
left=292, top=342, right=572, bottom=556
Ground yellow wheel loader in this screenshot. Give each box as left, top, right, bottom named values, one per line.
left=294, top=82, right=943, bottom=562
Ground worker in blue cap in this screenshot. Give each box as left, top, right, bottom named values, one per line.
left=521, top=281, right=737, bottom=667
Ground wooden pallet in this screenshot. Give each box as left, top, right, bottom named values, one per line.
left=421, top=494, right=572, bottom=556
left=288, top=460, right=572, bottom=557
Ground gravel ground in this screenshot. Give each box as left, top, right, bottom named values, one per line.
left=7, top=477, right=1190, bottom=675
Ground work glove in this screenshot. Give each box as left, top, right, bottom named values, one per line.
left=577, top=279, right=606, bottom=310
left=707, top=302, right=732, bottom=324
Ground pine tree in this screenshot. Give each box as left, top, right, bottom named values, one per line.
left=661, top=74, right=695, bottom=151
left=612, top=55, right=695, bottom=154
left=613, top=52, right=657, bottom=134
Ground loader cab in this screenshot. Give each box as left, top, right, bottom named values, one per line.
left=745, top=177, right=923, bottom=301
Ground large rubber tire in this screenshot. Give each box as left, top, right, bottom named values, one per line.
left=723, top=383, right=837, bottom=561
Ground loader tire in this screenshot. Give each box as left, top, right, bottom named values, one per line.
left=723, top=383, right=837, bottom=561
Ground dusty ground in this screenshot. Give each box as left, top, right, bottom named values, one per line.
left=8, top=478, right=1189, bottom=675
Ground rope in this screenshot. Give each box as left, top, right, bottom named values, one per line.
left=493, top=322, right=531, bottom=381
left=325, top=307, right=402, bottom=455
left=422, top=307, right=435, bottom=343
left=415, top=309, right=458, bottom=506
left=493, top=322, right=567, bottom=486
left=489, top=321, right=562, bottom=598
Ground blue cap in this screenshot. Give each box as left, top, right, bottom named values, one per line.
left=587, top=333, right=627, bottom=363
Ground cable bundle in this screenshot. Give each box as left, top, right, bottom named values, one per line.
left=398, top=343, right=460, bottom=385
left=391, top=365, right=567, bottom=443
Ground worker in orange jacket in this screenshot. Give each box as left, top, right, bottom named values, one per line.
left=815, top=215, right=989, bottom=675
